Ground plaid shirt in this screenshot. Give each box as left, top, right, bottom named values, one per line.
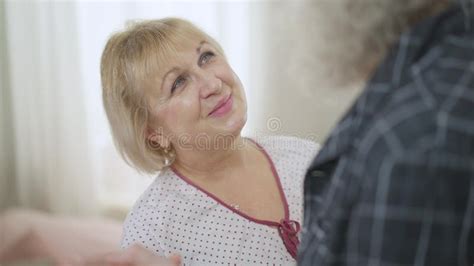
left=299, top=3, right=474, bottom=266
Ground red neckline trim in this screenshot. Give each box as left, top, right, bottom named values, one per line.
left=170, top=138, right=290, bottom=227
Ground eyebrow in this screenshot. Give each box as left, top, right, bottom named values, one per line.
left=160, top=67, right=179, bottom=93
left=196, top=40, right=207, bottom=54
left=160, top=41, right=209, bottom=91
left=162, top=67, right=179, bottom=82
left=164, top=41, right=207, bottom=79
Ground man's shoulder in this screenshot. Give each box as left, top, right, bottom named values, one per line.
left=358, top=23, right=474, bottom=158
left=410, top=26, right=474, bottom=104
left=357, top=84, right=473, bottom=156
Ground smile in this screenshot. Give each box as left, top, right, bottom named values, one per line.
left=208, top=94, right=233, bottom=117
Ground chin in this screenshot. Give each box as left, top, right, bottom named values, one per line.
left=231, top=107, right=247, bottom=133
left=214, top=111, right=247, bottom=137
left=223, top=117, right=246, bottom=136
left=231, top=119, right=246, bottom=136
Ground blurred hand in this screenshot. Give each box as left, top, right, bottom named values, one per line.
left=0, top=209, right=123, bottom=266
left=87, top=244, right=181, bottom=266
left=1, top=209, right=181, bottom=266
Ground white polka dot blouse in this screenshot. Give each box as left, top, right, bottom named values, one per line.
left=121, top=136, right=319, bottom=265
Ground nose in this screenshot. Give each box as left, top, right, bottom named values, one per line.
left=197, top=70, right=222, bottom=99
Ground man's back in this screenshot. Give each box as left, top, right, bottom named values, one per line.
left=299, top=4, right=474, bottom=265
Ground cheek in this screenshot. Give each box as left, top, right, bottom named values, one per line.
left=215, top=61, right=237, bottom=84
left=229, top=71, right=246, bottom=101
left=226, top=68, right=239, bottom=85
left=160, top=97, right=199, bottom=126
left=179, top=97, right=195, bottom=109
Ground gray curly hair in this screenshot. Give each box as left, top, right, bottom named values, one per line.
left=303, top=0, right=454, bottom=86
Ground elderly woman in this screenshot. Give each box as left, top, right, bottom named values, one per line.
left=100, top=18, right=318, bottom=265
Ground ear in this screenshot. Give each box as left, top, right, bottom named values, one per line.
left=146, top=127, right=170, bottom=149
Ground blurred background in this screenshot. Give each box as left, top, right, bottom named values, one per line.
left=0, top=0, right=363, bottom=221
left=1, top=0, right=366, bottom=263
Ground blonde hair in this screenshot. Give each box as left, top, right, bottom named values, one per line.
left=100, top=18, right=224, bottom=173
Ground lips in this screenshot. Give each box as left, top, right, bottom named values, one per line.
left=208, top=94, right=233, bottom=117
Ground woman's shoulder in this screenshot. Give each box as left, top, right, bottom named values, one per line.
left=250, top=135, right=320, bottom=158
left=121, top=171, right=185, bottom=247
left=123, top=173, right=175, bottom=220
left=125, top=171, right=182, bottom=209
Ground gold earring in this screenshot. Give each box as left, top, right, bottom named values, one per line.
left=162, top=144, right=175, bottom=167
left=162, top=145, right=171, bottom=154
left=147, top=135, right=161, bottom=150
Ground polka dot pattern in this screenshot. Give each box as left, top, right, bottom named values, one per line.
left=121, top=136, right=319, bottom=265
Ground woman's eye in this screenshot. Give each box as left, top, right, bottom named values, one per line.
left=171, top=76, right=186, bottom=93
left=199, top=51, right=215, bottom=65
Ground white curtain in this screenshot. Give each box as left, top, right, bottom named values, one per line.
left=2, top=0, right=255, bottom=216
left=4, top=1, right=96, bottom=215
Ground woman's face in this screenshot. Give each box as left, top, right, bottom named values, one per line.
left=147, top=39, right=247, bottom=151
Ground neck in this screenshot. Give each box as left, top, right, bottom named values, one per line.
left=171, top=135, right=253, bottom=181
